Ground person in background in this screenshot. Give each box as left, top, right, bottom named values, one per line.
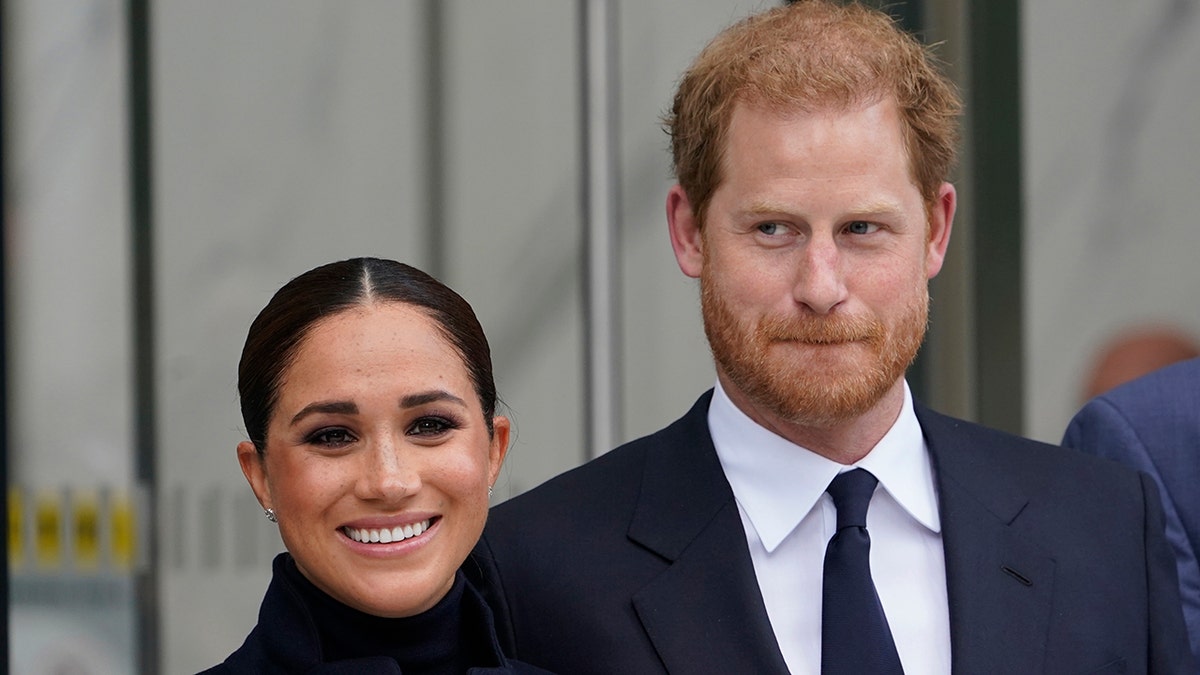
left=1081, top=326, right=1199, bottom=400
left=1064, top=356, right=1200, bottom=666
left=468, top=2, right=1193, bottom=673
left=205, top=257, right=550, bottom=674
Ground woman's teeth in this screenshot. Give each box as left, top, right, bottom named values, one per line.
left=343, top=519, right=432, bottom=544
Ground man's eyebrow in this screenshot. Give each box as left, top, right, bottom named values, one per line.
left=401, top=390, right=468, bottom=409
left=845, top=199, right=905, bottom=217
left=741, top=198, right=795, bottom=216
left=739, top=198, right=906, bottom=217
left=290, top=401, right=357, bottom=425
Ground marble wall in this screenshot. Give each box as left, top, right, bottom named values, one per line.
left=1022, top=0, right=1200, bottom=441
left=15, top=0, right=1199, bottom=672
left=7, top=0, right=769, bottom=672
left=152, top=3, right=430, bottom=669
left=6, top=1, right=136, bottom=673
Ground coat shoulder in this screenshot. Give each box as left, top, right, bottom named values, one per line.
left=487, top=392, right=713, bottom=530
left=916, top=403, right=1155, bottom=525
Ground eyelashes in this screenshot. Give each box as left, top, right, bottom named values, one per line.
left=305, top=427, right=357, bottom=449
left=300, top=413, right=465, bottom=449
left=407, top=415, right=461, bottom=438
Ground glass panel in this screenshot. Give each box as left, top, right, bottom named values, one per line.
left=151, top=2, right=427, bottom=671
left=5, top=1, right=138, bottom=673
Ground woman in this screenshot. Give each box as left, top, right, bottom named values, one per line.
left=205, top=257, right=549, bottom=674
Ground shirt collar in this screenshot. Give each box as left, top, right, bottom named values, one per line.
left=709, top=379, right=940, bottom=553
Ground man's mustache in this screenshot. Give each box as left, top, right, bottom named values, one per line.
left=757, top=314, right=884, bottom=344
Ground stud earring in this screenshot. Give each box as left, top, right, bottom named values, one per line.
left=264, top=508, right=277, bottom=523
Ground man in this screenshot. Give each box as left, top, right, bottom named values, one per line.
left=1064, top=356, right=1200, bottom=665
left=468, top=2, right=1192, bottom=673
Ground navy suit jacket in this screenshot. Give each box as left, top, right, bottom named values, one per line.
left=1064, top=356, right=1200, bottom=666
left=469, top=391, right=1193, bottom=674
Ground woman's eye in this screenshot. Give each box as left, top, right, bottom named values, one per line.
left=845, top=220, right=879, bottom=235
left=409, top=416, right=456, bottom=437
left=308, top=428, right=355, bottom=448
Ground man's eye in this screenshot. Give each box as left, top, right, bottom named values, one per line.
left=757, top=223, right=781, bottom=235
left=846, top=221, right=878, bottom=235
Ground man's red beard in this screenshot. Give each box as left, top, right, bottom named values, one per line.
left=700, top=271, right=928, bottom=429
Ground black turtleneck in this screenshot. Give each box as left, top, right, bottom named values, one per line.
left=282, top=554, right=500, bottom=674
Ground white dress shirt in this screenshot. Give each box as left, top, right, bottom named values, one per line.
left=709, top=380, right=951, bottom=675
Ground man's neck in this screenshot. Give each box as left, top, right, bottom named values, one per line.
left=717, top=375, right=907, bottom=465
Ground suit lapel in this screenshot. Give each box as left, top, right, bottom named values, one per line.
left=628, top=391, right=790, bottom=674
left=623, top=395, right=1058, bottom=673
left=917, top=405, right=1056, bottom=674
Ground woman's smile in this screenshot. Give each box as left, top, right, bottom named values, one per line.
left=341, top=516, right=438, bottom=546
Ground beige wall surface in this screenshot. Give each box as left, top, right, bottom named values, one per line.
left=1022, top=0, right=1200, bottom=442
left=149, top=3, right=771, bottom=670
left=1, top=1, right=769, bottom=672
left=29, top=1, right=1166, bottom=672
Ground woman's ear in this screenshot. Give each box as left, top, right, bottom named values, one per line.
left=487, top=416, right=512, bottom=488
left=237, top=441, right=272, bottom=510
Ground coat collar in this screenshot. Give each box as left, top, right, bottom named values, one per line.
left=625, top=392, right=1058, bottom=675
left=212, top=554, right=539, bottom=674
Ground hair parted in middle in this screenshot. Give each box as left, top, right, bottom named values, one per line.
left=665, top=0, right=962, bottom=229
left=237, top=257, right=499, bottom=455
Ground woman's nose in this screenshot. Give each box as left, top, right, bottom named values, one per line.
left=355, top=439, right=420, bottom=503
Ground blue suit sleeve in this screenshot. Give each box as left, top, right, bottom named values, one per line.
left=1065, top=399, right=1200, bottom=669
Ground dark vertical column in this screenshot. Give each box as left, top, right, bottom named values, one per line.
left=1, top=0, right=11, bottom=666
left=422, top=0, right=446, bottom=278
left=967, top=2, right=1023, bottom=434
left=127, top=0, right=159, bottom=672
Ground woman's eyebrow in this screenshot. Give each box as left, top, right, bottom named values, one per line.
left=290, top=400, right=357, bottom=425
left=400, top=390, right=467, bottom=409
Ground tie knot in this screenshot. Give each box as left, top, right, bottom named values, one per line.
left=827, top=468, right=878, bottom=530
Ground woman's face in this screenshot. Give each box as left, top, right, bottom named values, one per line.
left=238, top=302, right=509, bottom=617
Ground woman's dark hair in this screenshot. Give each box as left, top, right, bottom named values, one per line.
left=238, top=257, right=497, bottom=453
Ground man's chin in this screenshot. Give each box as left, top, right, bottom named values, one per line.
left=768, top=384, right=889, bottom=429
left=754, top=361, right=901, bottom=426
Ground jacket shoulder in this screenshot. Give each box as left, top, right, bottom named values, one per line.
left=488, top=391, right=713, bottom=526
left=916, top=402, right=1149, bottom=498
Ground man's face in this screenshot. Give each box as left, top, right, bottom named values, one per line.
left=668, top=98, right=954, bottom=432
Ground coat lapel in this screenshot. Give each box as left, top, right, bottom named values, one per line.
left=917, top=405, right=1056, bottom=674
left=627, top=391, right=790, bottom=674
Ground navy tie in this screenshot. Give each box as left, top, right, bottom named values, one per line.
left=821, top=468, right=904, bottom=674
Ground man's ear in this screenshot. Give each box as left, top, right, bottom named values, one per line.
left=237, top=441, right=272, bottom=511
left=925, top=182, right=956, bottom=279
left=667, top=184, right=704, bottom=279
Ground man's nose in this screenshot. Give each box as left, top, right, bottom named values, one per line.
left=792, top=235, right=847, bottom=314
